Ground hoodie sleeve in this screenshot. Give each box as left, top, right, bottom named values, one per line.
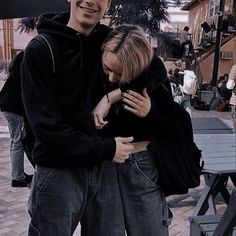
left=145, top=56, right=185, bottom=141
left=21, top=39, right=116, bottom=165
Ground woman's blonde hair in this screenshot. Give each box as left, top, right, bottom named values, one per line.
left=102, top=24, right=153, bottom=84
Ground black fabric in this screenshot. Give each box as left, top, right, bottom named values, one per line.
left=99, top=55, right=171, bottom=142
left=0, top=34, right=61, bottom=167
left=0, top=51, right=24, bottom=116
left=21, top=12, right=116, bottom=167
left=148, top=102, right=203, bottom=196
left=99, top=57, right=202, bottom=196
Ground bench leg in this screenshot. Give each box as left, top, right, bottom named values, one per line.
left=193, top=174, right=230, bottom=216
left=192, top=174, right=219, bottom=216
left=230, top=176, right=236, bottom=186
left=208, top=195, right=217, bottom=215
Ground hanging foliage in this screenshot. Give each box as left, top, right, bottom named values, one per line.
left=108, top=0, right=169, bottom=35
left=17, top=17, right=38, bottom=33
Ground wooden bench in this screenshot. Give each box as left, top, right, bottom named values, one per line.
left=193, top=134, right=236, bottom=216
left=189, top=188, right=236, bottom=236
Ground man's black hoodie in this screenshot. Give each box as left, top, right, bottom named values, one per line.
left=21, top=12, right=115, bottom=167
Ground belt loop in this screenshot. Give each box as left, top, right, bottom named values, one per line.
left=163, top=208, right=173, bottom=226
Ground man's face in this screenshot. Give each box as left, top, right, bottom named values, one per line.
left=69, top=0, right=110, bottom=33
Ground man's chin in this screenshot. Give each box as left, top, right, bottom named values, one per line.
left=80, top=21, right=96, bottom=31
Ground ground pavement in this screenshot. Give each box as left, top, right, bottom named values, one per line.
left=0, top=109, right=234, bottom=236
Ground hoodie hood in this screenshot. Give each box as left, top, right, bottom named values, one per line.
left=37, top=12, right=105, bottom=43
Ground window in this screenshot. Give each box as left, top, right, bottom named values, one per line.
left=209, top=0, right=220, bottom=17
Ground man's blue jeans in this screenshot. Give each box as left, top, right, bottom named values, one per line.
left=2, top=112, right=25, bottom=181
left=28, top=161, right=125, bottom=236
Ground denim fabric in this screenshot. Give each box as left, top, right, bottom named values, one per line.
left=81, top=151, right=170, bottom=236
left=231, top=105, right=236, bottom=132
left=180, top=94, right=191, bottom=116
left=28, top=161, right=125, bottom=236
left=80, top=161, right=125, bottom=236
left=2, top=112, right=25, bottom=181
left=180, top=94, right=191, bottom=110
left=116, top=150, right=169, bottom=236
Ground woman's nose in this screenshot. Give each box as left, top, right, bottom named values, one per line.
left=108, top=73, right=117, bottom=83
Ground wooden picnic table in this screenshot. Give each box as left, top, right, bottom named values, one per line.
left=192, top=134, right=236, bottom=216
left=190, top=188, right=236, bottom=235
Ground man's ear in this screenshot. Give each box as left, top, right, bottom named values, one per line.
left=107, top=0, right=111, bottom=11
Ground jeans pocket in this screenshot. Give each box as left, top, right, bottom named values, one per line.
left=36, top=166, right=57, bottom=193
left=134, top=155, right=159, bottom=189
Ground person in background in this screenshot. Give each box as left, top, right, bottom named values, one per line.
left=218, top=74, right=232, bottom=101
left=226, top=64, right=236, bottom=132
left=83, top=24, right=173, bottom=236
left=180, top=26, right=191, bottom=57
left=21, top=0, right=134, bottom=235
left=0, top=52, right=32, bottom=187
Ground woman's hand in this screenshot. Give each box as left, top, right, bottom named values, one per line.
left=122, top=88, right=151, bottom=117
left=92, top=95, right=110, bottom=129
left=92, top=89, right=122, bottom=129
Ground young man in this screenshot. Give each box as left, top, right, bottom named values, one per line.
left=21, top=0, right=133, bottom=235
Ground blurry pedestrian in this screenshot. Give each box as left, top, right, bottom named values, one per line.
left=21, top=0, right=134, bottom=235
left=89, top=24, right=173, bottom=236
left=171, top=61, right=197, bottom=116
left=0, top=52, right=32, bottom=187
left=180, top=26, right=190, bottom=57
left=226, top=64, right=236, bottom=132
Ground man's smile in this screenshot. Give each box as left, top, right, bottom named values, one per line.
left=78, top=5, right=98, bottom=13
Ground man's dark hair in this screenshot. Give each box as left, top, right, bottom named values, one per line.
left=184, top=26, right=189, bottom=31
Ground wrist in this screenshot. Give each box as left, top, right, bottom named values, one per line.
left=107, top=88, right=122, bottom=104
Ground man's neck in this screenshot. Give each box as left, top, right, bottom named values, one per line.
left=67, top=20, right=96, bottom=36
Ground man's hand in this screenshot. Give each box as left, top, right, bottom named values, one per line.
left=113, top=137, right=134, bottom=163
left=122, top=88, right=151, bottom=117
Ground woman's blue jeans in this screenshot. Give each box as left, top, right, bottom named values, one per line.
left=81, top=150, right=170, bottom=236
left=2, top=111, right=25, bottom=181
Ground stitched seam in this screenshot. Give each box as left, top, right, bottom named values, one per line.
left=37, top=35, right=55, bottom=73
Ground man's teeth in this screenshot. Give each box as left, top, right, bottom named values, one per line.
left=80, top=6, right=97, bottom=13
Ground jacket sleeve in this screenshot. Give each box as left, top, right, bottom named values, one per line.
left=146, top=56, right=185, bottom=141
left=229, top=64, right=236, bottom=81
left=21, top=39, right=116, bottom=164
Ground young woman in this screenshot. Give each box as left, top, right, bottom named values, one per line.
left=83, top=25, right=176, bottom=236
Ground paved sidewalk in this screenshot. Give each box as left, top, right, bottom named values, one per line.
left=0, top=109, right=234, bottom=235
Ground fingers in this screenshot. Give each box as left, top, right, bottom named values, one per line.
left=142, top=88, right=149, bottom=98
left=122, top=91, right=145, bottom=105
left=117, top=136, right=134, bottom=143
left=113, top=137, right=134, bottom=163
left=96, top=114, right=107, bottom=126
left=93, top=113, right=108, bottom=129
left=122, top=104, right=137, bottom=115
left=113, top=155, right=129, bottom=163
left=122, top=96, right=140, bottom=110
left=122, top=89, right=150, bottom=108
left=121, top=89, right=151, bottom=117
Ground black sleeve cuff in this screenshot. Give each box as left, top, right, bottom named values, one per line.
left=102, top=138, right=116, bottom=161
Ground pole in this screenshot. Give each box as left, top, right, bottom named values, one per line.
left=211, top=0, right=226, bottom=85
